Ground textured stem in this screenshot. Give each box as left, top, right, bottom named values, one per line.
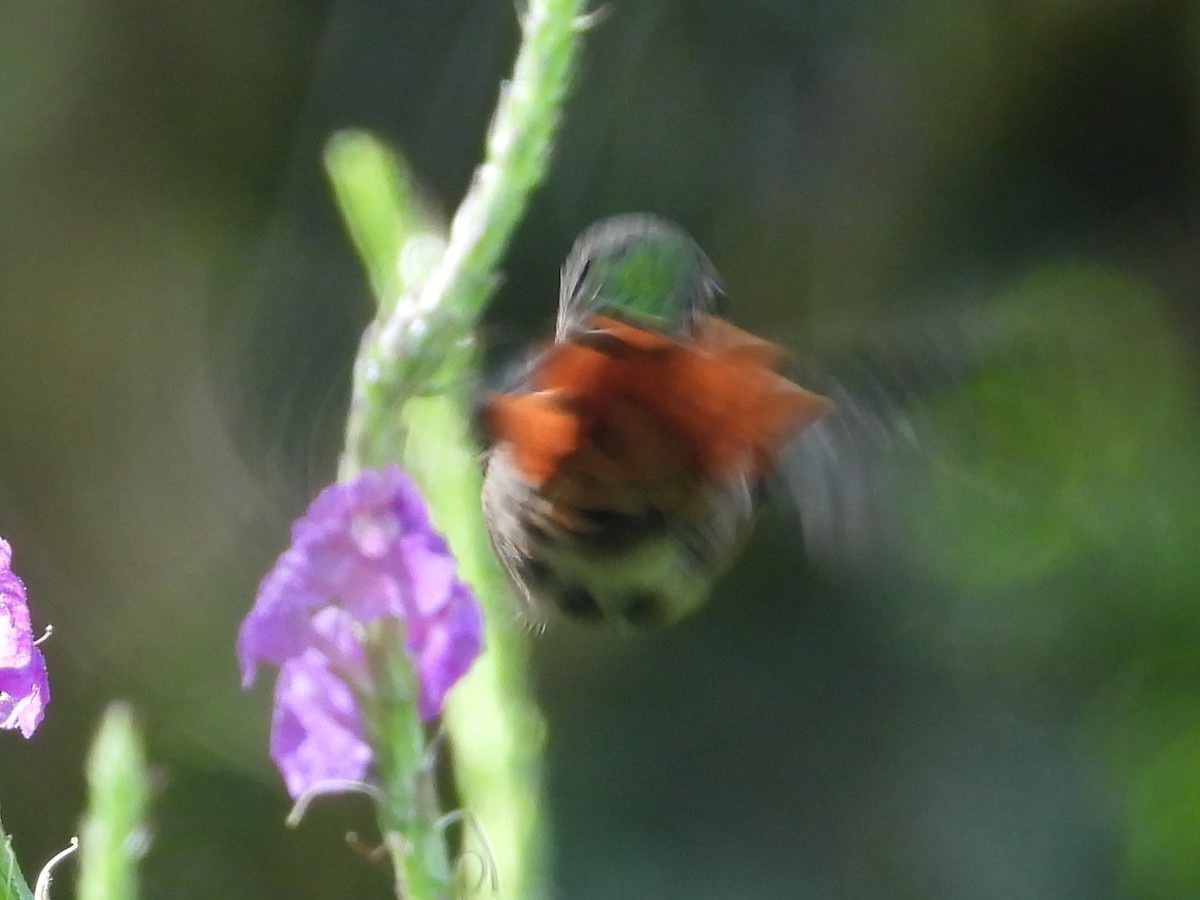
left=78, top=705, right=149, bottom=900
left=339, top=0, right=590, bottom=475
left=366, top=622, right=454, bottom=900
left=400, top=396, right=548, bottom=899
left=330, top=1, right=588, bottom=897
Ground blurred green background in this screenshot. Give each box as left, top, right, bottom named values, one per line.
left=3, top=1, right=1200, bottom=897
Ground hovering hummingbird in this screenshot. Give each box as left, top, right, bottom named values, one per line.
left=479, top=215, right=835, bottom=627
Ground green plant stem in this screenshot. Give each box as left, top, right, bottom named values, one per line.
left=78, top=704, right=149, bottom=900
left=400, top=395, right=547, bottom=899
left=365, top=622, right=455, bottom=900
left=339, top=0, right=590, bottom=474
left=330, top=1, right=588, bottom=897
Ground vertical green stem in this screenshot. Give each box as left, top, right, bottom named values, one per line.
left=338, top=0, right=591, bottom=476
left=329, top=1, right=588, bottom=897
left=365, top=623, right=454, bottom=900
left=400, top=395, right=548, bottom=899
left=78, top=704, right=149, bottom=900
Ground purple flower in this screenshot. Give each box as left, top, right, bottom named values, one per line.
left=269, top=608, right=374, bottom=797
left=238, top=466, right=484, bottom=797
left=0, top=538, right=50, bottom=738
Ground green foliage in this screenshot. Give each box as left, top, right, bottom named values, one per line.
left=886, top=266, right=1200, bottom=895
left=0, top=816, right=34, bottom=900
left=899, top=267, right=1199, bottom=595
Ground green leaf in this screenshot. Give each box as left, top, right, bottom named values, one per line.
left=324, top=130, right=444, bottom=311
left=0, top=812, right=34, bottom=900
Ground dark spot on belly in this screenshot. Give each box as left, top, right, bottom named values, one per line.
left=572, top=508, right=668, bottom=554
left=622, top=592, right=666, bottom=627
left=555, top=585, right=604, bottom=621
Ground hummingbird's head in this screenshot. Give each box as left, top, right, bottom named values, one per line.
left=556, top=214, right=724, bottom=340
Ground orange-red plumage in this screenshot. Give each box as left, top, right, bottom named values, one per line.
left=484, top=315, right=833, bottom=498
left=485, top=392, right=580, bottom=487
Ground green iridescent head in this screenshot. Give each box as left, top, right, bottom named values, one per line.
left=557, top=215, right=724, bottom=339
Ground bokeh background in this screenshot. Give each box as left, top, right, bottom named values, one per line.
left=3, top=0, right=1200, bottom=897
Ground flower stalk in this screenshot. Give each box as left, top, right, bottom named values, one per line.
left=363, top=622, right=453, bottom=898
left=78, top=705, right=149, bottom=900
left=323, top=1, right=590, bottom=897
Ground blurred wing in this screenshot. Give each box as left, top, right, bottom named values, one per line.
left=777, top=314, right=998, bottom=570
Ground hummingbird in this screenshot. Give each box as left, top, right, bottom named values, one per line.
left=479, top=215, right=835, bottom=627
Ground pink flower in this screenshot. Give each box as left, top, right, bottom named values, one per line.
left=237, top=467, right=483, bottom=797
left=0, top=538, right=50, bottom=738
